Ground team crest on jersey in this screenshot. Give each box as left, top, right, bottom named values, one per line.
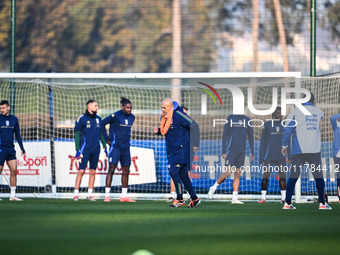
left=6, top=120, right=9, bottom=126
left=96, top=118, right=100, bottom=127
left=125, top=119, right=128, bottom=125
left=276, top=126, right=280, bottom=132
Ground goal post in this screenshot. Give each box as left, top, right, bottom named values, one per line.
left=0, top=72, right=339, bottom=202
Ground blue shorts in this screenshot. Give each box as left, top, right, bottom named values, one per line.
left=79, top=153, right=99, bottom=170
left=225, top=151, right=245, bottom=169
left=109, top=147, right=131, bottom=166
left=0, top=148, right=16, bottom=166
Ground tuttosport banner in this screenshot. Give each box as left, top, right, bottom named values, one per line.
left=0, top=141, right=52, bottom=187
left=55, top=141, right=156, bottom=187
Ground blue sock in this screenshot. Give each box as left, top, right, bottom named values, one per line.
left=315, top=178, right=325, bottom=204
left=169, top=165, right=183, bottom=200
left=285, top=178, right=298, bottom=204
left=179, top=170, right=197, bottom=200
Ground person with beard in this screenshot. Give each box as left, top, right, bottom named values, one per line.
left=73, top=99, right=107, bottom=201
left=102, top=97, right=136, bottom=202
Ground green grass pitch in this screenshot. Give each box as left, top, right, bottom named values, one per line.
left=1, top=199, right=339, bottom=255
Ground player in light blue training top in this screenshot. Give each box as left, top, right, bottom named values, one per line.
left=0, top=100, right=26, bottom=201
left=208, top=114, right=254, bottom=204
left=330, top=113, right=340, bottom=203
left=281, top=93, right=331, bottom=210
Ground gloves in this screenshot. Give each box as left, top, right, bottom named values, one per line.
left=75, top=150, right=83, bottom=162
left=103, top=148, right=108, bottom=159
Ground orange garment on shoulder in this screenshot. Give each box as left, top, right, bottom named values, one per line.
left=160, top=109, right=173, bottom=135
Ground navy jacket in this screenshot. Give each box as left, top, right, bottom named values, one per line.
left=0, top=114, right=25, bottom=152
left=74, top=112, right=102, bottom=154
left=259, top=120, right=290, bottom=162
left=222, top=114, right=254, bottom=155
left=101, top=110, right=135, bottom=150
left=158, top=103, right=200, bottom=165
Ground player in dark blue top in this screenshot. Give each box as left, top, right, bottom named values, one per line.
left=167, top=105, right=197, bottom=201
left=154, top=99, right=200, bottom=208
left=101, top=97, right=136, bottom=202
left=0, top=100, right=26, bottom=201
left=258, top=107, right=289, bottom=203
left=73, top=99, right=107, bottom=202
left=208, top=114, right=254, bottom=204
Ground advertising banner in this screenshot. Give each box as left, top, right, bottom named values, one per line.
left=55, top=141, right=156, bottom=187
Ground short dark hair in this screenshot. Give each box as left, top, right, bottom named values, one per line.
left=181, top=105, right=188, bottom=111
left=120, top=97, right=131, bottom=106
left=272, top=106, right=281, bottom=118
left=0, top=100, right=10, bottom=106
left=308, top=92, right=315, bottom=104
left=86, top=99, right=97, bottom=105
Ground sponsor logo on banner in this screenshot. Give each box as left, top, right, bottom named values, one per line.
left=67, top=155, right=140, bottom=175
left=3, top=156, right=47, bottom=176
left=0, top=142, right=52, bottom=187
left=54, top=141, right=156, bottom=187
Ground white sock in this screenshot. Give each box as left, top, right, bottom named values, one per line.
left=281, top=190, right=286, bottom=201
left=105, top=187, right=110, bottom=196
left=88, top=189, right=93, bottom=196
left=74, top=189, right=79, bottom=196
left=213, top=182, right=220, bottom=189
left=261, top=190, right=267, bottom=200
left=170, top=191, right=176, bottom=198
left=10, top=186, right=16, bottom=197
left=122, top=187, right=128, bottom=198
left=232, top=191, right=238, bottom=200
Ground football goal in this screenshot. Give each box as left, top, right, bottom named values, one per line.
left=0, top=72, right=338, bottom=203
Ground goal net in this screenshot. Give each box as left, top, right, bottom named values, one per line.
left=0, top=72, right=339, bottom=202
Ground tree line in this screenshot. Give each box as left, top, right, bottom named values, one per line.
left=0, top=0, right=339, bottom=73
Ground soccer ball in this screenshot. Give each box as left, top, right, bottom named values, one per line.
left=131, top=249, right=154, bottom=255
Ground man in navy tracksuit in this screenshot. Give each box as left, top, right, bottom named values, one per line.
left=208, top=114, right=254, bottom=204
left=330, top=113, right=340, bottom=203
left=282, top=93, right=331, bottom=210
left=0, top=100, right=26, bottom=201
left=101, top=97, right=136, bottom=202
left=258, top=107, right=288, bottom=203
left=154, top=98, right=200, bottom=208
left=73, top=99, right=107, bottom=201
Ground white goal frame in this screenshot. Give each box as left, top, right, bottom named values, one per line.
left=2, top=72, right=328, bottom=203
